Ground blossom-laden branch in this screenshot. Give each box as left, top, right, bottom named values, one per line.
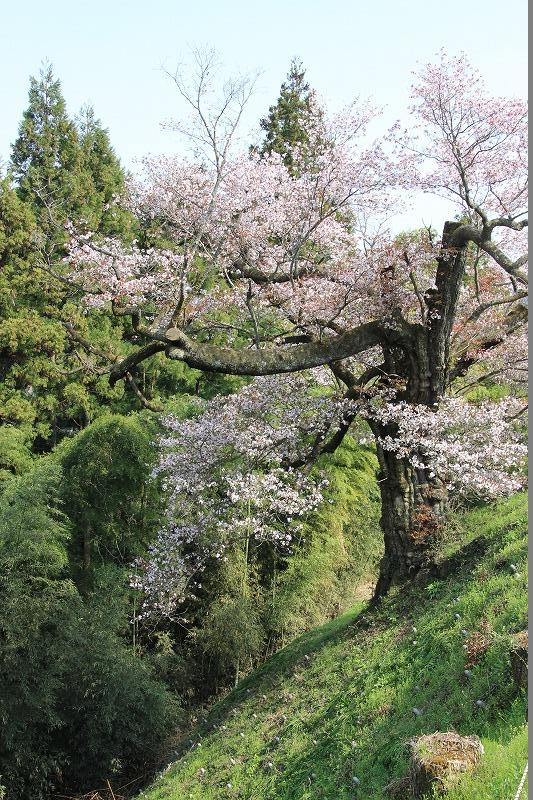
left=131, top=372, right=350, bottom=619
left=395, top=52, right=527, bottom=285
left=366, top=396, right=527, bottom=499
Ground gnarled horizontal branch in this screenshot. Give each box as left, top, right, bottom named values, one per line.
left=109, top=320, right=391, bottom=383
left=109, top=341, right=167, bottom=385
left=164, top=321, right=388, bottom=375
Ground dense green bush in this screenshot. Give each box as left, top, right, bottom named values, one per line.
left=0, top=462, right=178, bottom=799
left=192, top=555, right=266, bottom=689
left=0, top=425, right=33, bottom=482
left=58, top=414, right=160, bottom=586
left=56, top=566, right=180, bottom=791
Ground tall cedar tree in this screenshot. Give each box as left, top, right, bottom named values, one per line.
left=76, top=104, right=134, bottom=238
left=1, top=66, right=137, bottom=448
left=258, top=58, right=327, bottom=175
left=10, top=63, right=89, bottom=249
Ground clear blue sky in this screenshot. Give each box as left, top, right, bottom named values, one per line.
left=1, top=0, right=527, bottom=228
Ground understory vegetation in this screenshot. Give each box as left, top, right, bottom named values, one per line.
left=140, top=494, right=528, bottom=800
left=0, top=414, right=381, bottom=798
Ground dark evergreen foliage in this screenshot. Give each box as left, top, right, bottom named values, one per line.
left=10, top=62, right=89, bottom=246
left=0, top=463, right=178, bottom=800
left=257, top=58, right=328, bottom=174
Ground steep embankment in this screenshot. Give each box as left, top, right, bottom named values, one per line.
left=140, top=494, right=528, bottom=800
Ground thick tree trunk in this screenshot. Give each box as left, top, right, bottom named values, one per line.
left=367, top=223, right=467, bottom=599
left=371, top=429, right=448, bottom=599
left=368, top=333, right=451, bottom=599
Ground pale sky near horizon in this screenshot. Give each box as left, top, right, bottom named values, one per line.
left=0, top=0, right=528, bottom=230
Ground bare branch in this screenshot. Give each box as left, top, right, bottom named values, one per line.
left=450, top=222, right=528, bottom=285
left=125, top=372, right=163, bottom=412
left=462, top=290, right=528, bottom=325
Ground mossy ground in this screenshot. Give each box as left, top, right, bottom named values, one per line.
left=140, top=493, right=528, bottom=800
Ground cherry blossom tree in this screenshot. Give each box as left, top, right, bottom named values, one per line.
left=66, top=50, right=527, bottom=600
left=131, top=374, right=525, bottom=620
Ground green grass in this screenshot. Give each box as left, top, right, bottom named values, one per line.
left=139, top=493, right=528, bottom=800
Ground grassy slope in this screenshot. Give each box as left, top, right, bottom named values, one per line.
left=140, top=494, right=528, bottom=800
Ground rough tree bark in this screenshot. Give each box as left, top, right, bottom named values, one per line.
left=370, top=422, right=449, bottom=599
left=370, top=223, right=468, bottom=598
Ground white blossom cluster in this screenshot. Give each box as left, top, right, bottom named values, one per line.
left=132, top=373, right=352, bottom=619
left=367, top=397, right=527, bottom=498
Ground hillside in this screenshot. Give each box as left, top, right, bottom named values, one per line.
left=139, top=494, right=528, bottom=800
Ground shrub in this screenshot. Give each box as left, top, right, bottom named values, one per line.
left=0, top=462, right=178, bottom=799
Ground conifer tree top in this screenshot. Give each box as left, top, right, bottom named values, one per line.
left=10, top=65, right=131, bottom=241
left=258, top=57, right=326, bottom=174
left=11, top=62, right=76, bottom=185
left=9, top=61, right=87, bottom=240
